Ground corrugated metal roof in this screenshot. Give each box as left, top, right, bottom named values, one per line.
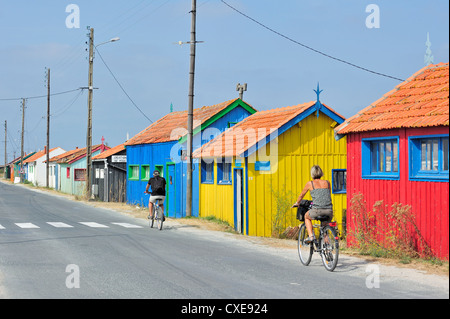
left=124, top=99, right=254, bottom=146
left=336, top=63, right=449, bottom=134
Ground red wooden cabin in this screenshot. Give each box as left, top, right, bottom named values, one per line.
left=336, top=63, right=449, bottom=259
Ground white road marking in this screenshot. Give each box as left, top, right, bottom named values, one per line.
left=112, top=222, right=143, bottom=228
left=47, top=222, right=74, bottom=228
left=15, top=223, right=40, bottom=229
left=0, top=221, right=143, bottom=230
left=79, top=222, right=109, bottom=228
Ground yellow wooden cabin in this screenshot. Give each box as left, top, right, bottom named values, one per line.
left=194, top=93, right=347, bottom=238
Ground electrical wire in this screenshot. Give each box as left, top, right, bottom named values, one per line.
left=94, top=47, right=153, bottom=123
left=51, top=89, right=85, bottom=118
left=0, top=88, right=82, bottom=102
left=220, top=0, right=405, bottom=82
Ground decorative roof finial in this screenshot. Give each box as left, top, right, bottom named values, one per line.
left=424, top=32, right=434, bottom=66
left=313, top=83, right=323, bottom=118
left=170, top=102, right=173, bottom=113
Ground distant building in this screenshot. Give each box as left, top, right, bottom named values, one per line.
left=24, top=146, right=65, bottom=187
left=92, top=143, right=127, bottom=202
left=49, top=143, right=109, bottom=197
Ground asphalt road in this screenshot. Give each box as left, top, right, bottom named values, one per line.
left=0, top=180, right=448, bottom=301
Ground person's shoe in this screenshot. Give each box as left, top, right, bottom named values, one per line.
left=304, top=236, right=315, bottom=244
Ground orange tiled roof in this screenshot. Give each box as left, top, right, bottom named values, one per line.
left=48, top=148, right=81, bottom=163
left=194, top=101, right=340, bottom=158
left=125, top=99, right=248, bottom=146
left=336, top=63, right=449, bottom=134
left=92, top=143, right=125, bottom=160
left=24, top=148, right=59, bottom=164
left=49, top=144, right=107, bottom=164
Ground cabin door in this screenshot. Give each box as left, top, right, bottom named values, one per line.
left=167, top=164, right=176, bottom=217
left=234, top=168, right=244, bottom=234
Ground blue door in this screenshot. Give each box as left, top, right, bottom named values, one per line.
left=167, top=164, right=176, bottom=218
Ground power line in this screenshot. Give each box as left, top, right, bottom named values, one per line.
left=94, top=47, right=153, bottom=123
left=220, top=0, right=405, bottom=82
left=0, top=88, right=82, bottom=102
left=51, top=89, right=84, bottom=118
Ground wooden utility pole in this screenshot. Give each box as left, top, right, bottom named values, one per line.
left=186, top=0, right=197, bottom=217
left=20, top=99, right=25, bottom=183
left=46, top=68, right=50, bottom=188
left=4, top=120, right=6, bottom=179
left=86, top=27, right=94, bottom=199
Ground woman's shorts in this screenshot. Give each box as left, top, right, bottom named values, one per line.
left=308, top=208, right=333, bottom=222
left=149, top=195, right=165, bottom=204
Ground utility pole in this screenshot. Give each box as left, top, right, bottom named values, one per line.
left=46, top=68, right=50, bottom=188
left=20, top=99, right=26, bottom=183
left=4, top=120, right=6, bottom=179
left=86, top=27, right=94, bottom=199
left=186, top=0, right=197, bottom=217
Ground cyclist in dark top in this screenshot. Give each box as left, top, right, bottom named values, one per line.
left=293, top=165, right=333, bottom=244
left=145, top=171, right=166, bottom=220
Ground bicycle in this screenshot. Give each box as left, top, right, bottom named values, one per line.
left=145, top=192, right=164, bottom=230
left=149, top=199, right=164, bottom=230
left=297, top=216, right=339, bottom=271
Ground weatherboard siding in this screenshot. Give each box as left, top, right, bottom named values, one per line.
left=346, top=126, right=449, bottom=259
left=126, top=103, right=256, bottom=218
left=247, top=112, right=347, bottom=237
left=199, top=111, right=347, bottom=237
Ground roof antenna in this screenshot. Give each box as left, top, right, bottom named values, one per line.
left=424, top=32, right=434, bottom=66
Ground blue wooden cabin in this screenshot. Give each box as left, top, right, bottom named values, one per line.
left=125, top=98, right=257, bottom=218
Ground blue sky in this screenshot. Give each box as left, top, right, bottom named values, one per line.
left=0, top=0, right=448, bottom=163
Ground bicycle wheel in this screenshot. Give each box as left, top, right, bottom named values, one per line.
left=320, top=226, right=339, bottom=271
left=155, top=206, right=163, bottom=230
left=150, top=207, right=155, bottom=228
left=297, top=224, right=313, bottom=266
